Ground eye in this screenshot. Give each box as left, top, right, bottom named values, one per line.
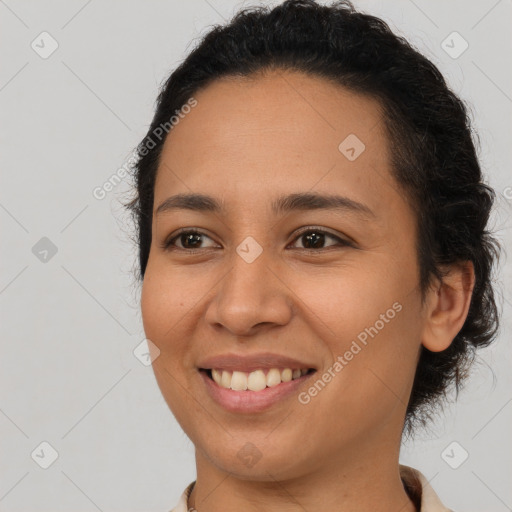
left=161, top=229, right=218, bottom=251
left=161, top=227, right=353, bottom=253
left=289, top=227, right=352, bottom=251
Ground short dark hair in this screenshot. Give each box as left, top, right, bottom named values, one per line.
left=125, top=0, right=501, bottom=434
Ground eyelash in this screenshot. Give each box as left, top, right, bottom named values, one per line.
left=161, top=226, right=353, bottom=253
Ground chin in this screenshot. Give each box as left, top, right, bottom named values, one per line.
left=197, top=434, right=312, bottom=481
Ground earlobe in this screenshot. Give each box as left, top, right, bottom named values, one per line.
left=421, top=261, right=475, bottom=353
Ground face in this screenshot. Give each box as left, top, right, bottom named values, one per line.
left=141, top=70, right=428, bottom=481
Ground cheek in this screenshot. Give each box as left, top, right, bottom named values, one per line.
left=141, top=260, right=190, bottom=339
left=289, top=258, right=415, bottom=343
left=140, top=272, right=167, bottom=342
left=140, top=258, right=210, bottom=380
left=140, top=265, right=195, bottom=418
left=289, top=258, right=421, bottom=409
left=141, top=269, right=186, bottom=369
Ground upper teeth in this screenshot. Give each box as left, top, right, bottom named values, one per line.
left=211, top=368, right=309, bottom=391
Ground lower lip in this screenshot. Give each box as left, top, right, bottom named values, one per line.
left=199, top=370, right=316, bottom=414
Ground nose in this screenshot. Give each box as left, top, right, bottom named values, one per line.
left=204, top=249, right=293, bottom=337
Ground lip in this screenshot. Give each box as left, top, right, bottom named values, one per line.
left=197, top=352, right=316, bottom=373
left=199, top=368, right=316, bottom=413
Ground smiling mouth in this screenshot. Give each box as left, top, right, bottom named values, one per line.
left=200, top=367, right=317, bottom=392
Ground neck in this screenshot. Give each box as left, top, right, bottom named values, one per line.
left=187, top=441, right=416, bottom=512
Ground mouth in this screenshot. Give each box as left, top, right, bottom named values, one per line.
left=198, top=366, right=318, bottom=413
left=199, top=367, right=317, bottom=391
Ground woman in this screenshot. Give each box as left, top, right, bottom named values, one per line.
left=125, top=1, right=500, bottom=510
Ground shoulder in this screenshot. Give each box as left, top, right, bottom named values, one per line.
left=168, top=481, right=196, bottom=512
left=400, top=464, right=455, bottom=512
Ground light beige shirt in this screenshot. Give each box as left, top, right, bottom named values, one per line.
left=169, top=465, right=453, bottom=511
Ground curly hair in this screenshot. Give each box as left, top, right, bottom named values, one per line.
left=125, top=0, right=501, bottom=434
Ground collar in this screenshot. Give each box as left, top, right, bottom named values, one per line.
left=169, top=465, right=452, bottom=512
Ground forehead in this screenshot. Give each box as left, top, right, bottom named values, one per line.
left=162, top=70, right=387, bottom=157
left=154, top=69, right=400, bottom=217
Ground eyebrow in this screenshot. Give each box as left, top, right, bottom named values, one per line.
left=155, top=192, right=375, bottom=219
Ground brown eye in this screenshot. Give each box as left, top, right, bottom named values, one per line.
left=290, top=228, right=352, bottom=250
left=162, top=230, right=218, bottom=251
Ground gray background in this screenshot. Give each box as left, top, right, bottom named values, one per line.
left=1, top=1, right=511, bottom=511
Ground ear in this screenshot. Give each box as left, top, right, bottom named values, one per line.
left=421, top=261, right=475, bottom=352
